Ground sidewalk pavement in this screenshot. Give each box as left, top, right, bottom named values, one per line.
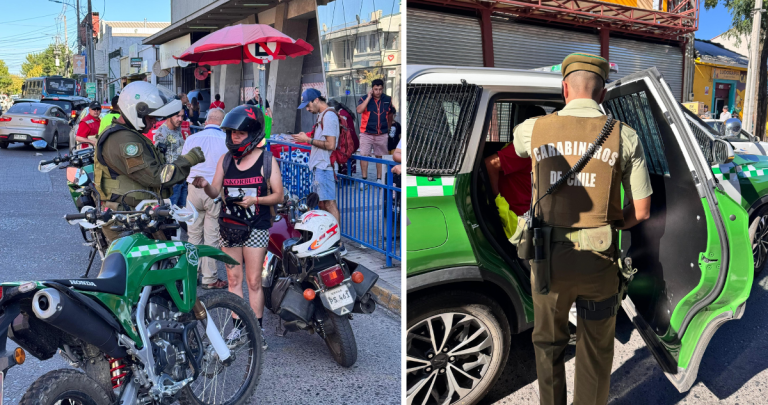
left=344, top=237, right=401, bottom=316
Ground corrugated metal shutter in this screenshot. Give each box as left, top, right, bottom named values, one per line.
left=609, top=38, right=683, bottom=101
left=492, top=21, right=600, bottom=70
left=407, top=9, right=484, bottom=67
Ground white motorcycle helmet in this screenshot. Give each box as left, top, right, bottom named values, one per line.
left=117, top=82, right=181, bottom=130
left=293, top=210, right=341, bottom=258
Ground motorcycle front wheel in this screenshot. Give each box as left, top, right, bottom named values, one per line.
left=179, top=290, right=264, bottom=405
left=18, top=369, right=113, bottom=405
left=317, top=306, right=358, bottom=367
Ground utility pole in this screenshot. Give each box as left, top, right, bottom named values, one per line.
left=87, top=0, right=94, bottom=83
left=76, top=0, right=81, bottom=54
left=743, top=0, right=763, bottom=133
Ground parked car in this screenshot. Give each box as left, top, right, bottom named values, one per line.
left=0, top=102, right=72, bottom=150
left=406, top=65, right=753, bottom=405
left=187, top=88, right=211, bottom=122
left=39, top=96, right=91, bottom=125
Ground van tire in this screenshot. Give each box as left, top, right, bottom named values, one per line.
left=407, top=290, right=511, bottom=405
left=749, top=206, right=768, bottom=275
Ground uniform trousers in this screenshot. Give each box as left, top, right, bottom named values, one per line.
left=531, top=241, right=619, bottom=405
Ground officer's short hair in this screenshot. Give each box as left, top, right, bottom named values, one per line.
left=372, top=79, right=384, bottom=88
left=564, top=71, right=604, bottom=99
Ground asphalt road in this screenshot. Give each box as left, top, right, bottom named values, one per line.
left=482, top=256, right=768, bottom=404
left=0, top=143, right=401, bottom=405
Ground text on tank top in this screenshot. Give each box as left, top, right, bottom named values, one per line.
left=222, top=151, right=271, bottom=230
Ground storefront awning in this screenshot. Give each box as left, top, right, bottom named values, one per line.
left=142, top=0, right=278, bottom=46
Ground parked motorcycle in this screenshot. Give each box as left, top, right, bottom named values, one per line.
left=260, top=192, right=379, bottom=367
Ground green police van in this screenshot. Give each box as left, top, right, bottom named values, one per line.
left=406, top=66, right=755, bottom=405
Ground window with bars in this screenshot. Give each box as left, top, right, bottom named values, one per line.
left=603, top=91, right=670, bottom=176
left=486, top=101, right=515, bottom=143
left=407, top=83, right=482, bottom=176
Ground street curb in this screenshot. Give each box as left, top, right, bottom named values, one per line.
left=370, top=278, right=401, bottom=315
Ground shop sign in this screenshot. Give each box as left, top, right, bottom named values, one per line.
left=86, top=82, right=96, bottom=99
left=130, top=58, right=142, bottom=68
left=159, top=34, right=191, bottom=70
left=714, top=68, right=746, bottom=83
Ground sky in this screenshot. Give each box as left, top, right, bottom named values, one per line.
left=699, top=3, right=737, bottom=40
left=0, top=0, right=170, bottom=75
left=317, top=0, right=399, bottom=33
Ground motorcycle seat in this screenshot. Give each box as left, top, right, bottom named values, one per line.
left=50, top=253, right=127, bottom=296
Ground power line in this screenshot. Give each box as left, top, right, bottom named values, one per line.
left=0, top=13, right=60, bottom=24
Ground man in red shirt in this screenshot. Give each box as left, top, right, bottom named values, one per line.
left=76, top=101, right=102, bottom=148
left=484, top=105, right=547, bottom=216
left=209, top=93, right=225, bottom=110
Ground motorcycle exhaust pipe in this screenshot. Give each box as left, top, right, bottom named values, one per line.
left=353, top=293, right=376, bottom=315
left=32, top=289, right=127, bottom=358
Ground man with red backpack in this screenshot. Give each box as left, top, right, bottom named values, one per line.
left=293, top=88, right=348, bottom=255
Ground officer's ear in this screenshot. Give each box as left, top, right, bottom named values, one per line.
left=597, top=88, right=607, bottom=104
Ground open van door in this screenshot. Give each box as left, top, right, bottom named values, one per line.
left=601, top=68, right=754, bottom=392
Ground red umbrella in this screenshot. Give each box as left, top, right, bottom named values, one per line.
left=175, top=24, right=313, bottom=66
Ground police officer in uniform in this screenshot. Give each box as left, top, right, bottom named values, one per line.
left=95, top=81, right=205, bottom=241
left=76, top=101, right=103, bottom=148
left=513, top=53, right=653, bottom=405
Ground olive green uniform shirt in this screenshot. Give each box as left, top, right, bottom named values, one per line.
left=513, top=98, right=653, bottom=201
left=99, top=128, right=194, bottom=193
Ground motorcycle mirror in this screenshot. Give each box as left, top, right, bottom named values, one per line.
left=160, top=164, right=176, bottom=183
left=38, top=160, right=57, bottom=173
left=31, top=140, right=48, bottom=149
left=306, top=192, right=320, bottom=209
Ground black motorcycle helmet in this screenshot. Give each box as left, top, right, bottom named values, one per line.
left=221, top=104, right=266, bottom=160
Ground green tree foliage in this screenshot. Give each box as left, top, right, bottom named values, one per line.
left=21, top=45, right=60, bottom=78
left=705, top=0, right=768, bottom=138
left=0, top=60, right=12, bottom=94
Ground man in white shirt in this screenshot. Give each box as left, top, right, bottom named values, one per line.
left=184, top=108, right=229, bottom=289
left=721, top=106, right=732, bottom=121
left=293, top=89, right=347, bottom=255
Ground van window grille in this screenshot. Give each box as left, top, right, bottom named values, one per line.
left=407, top=83, right=482, bottom=176
left=486, top=101, right=514, bottom=143
left=604, top=91, right=670, bottom=176
left=684, top=116, right=714, bottom=163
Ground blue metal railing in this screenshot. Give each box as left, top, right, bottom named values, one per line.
left=267, top=139, right=401, bottom=266
left=187, top=126, right=402, bottom=266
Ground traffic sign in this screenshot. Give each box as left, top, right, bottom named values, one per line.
left=86, top=82, right=97, bottom=99
left=73, top=55, right=85, bottom=75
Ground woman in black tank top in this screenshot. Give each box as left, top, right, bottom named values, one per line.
left=192, top=121, right=283, bottom=349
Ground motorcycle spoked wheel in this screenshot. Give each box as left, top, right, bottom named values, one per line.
left=179, top=290, right=264, bottom=405
left=18, top=369, right=113, bottom=405
left=315, top=306, right=358, bottom=368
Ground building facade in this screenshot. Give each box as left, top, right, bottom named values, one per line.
left=95, top=21, right=170, bottom=102
left=407, top=0, right=699, bottom=101
left=143, top=0, right=402, bottom=134
left=690, top=39, right=749, bottom=121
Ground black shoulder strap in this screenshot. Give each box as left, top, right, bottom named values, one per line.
left=222, top=151, right=233, bottom=172
left=263, top=150, right=272, bottom=195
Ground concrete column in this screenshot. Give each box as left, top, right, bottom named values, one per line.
left=266, top=2, right=309, bottom=135
left=223, top=62, right=242, bottom=111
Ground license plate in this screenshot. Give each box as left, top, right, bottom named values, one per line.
left=324, top=285, right=353, bottom=310
left=13, top=134, right=25, bottom=140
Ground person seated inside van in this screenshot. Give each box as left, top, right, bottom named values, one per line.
left=484, top=105, right=547, bottom=237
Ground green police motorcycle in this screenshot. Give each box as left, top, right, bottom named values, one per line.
left=0, top=195, right=264, bottom=405
left=38, top=145, right=109, bottom=277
